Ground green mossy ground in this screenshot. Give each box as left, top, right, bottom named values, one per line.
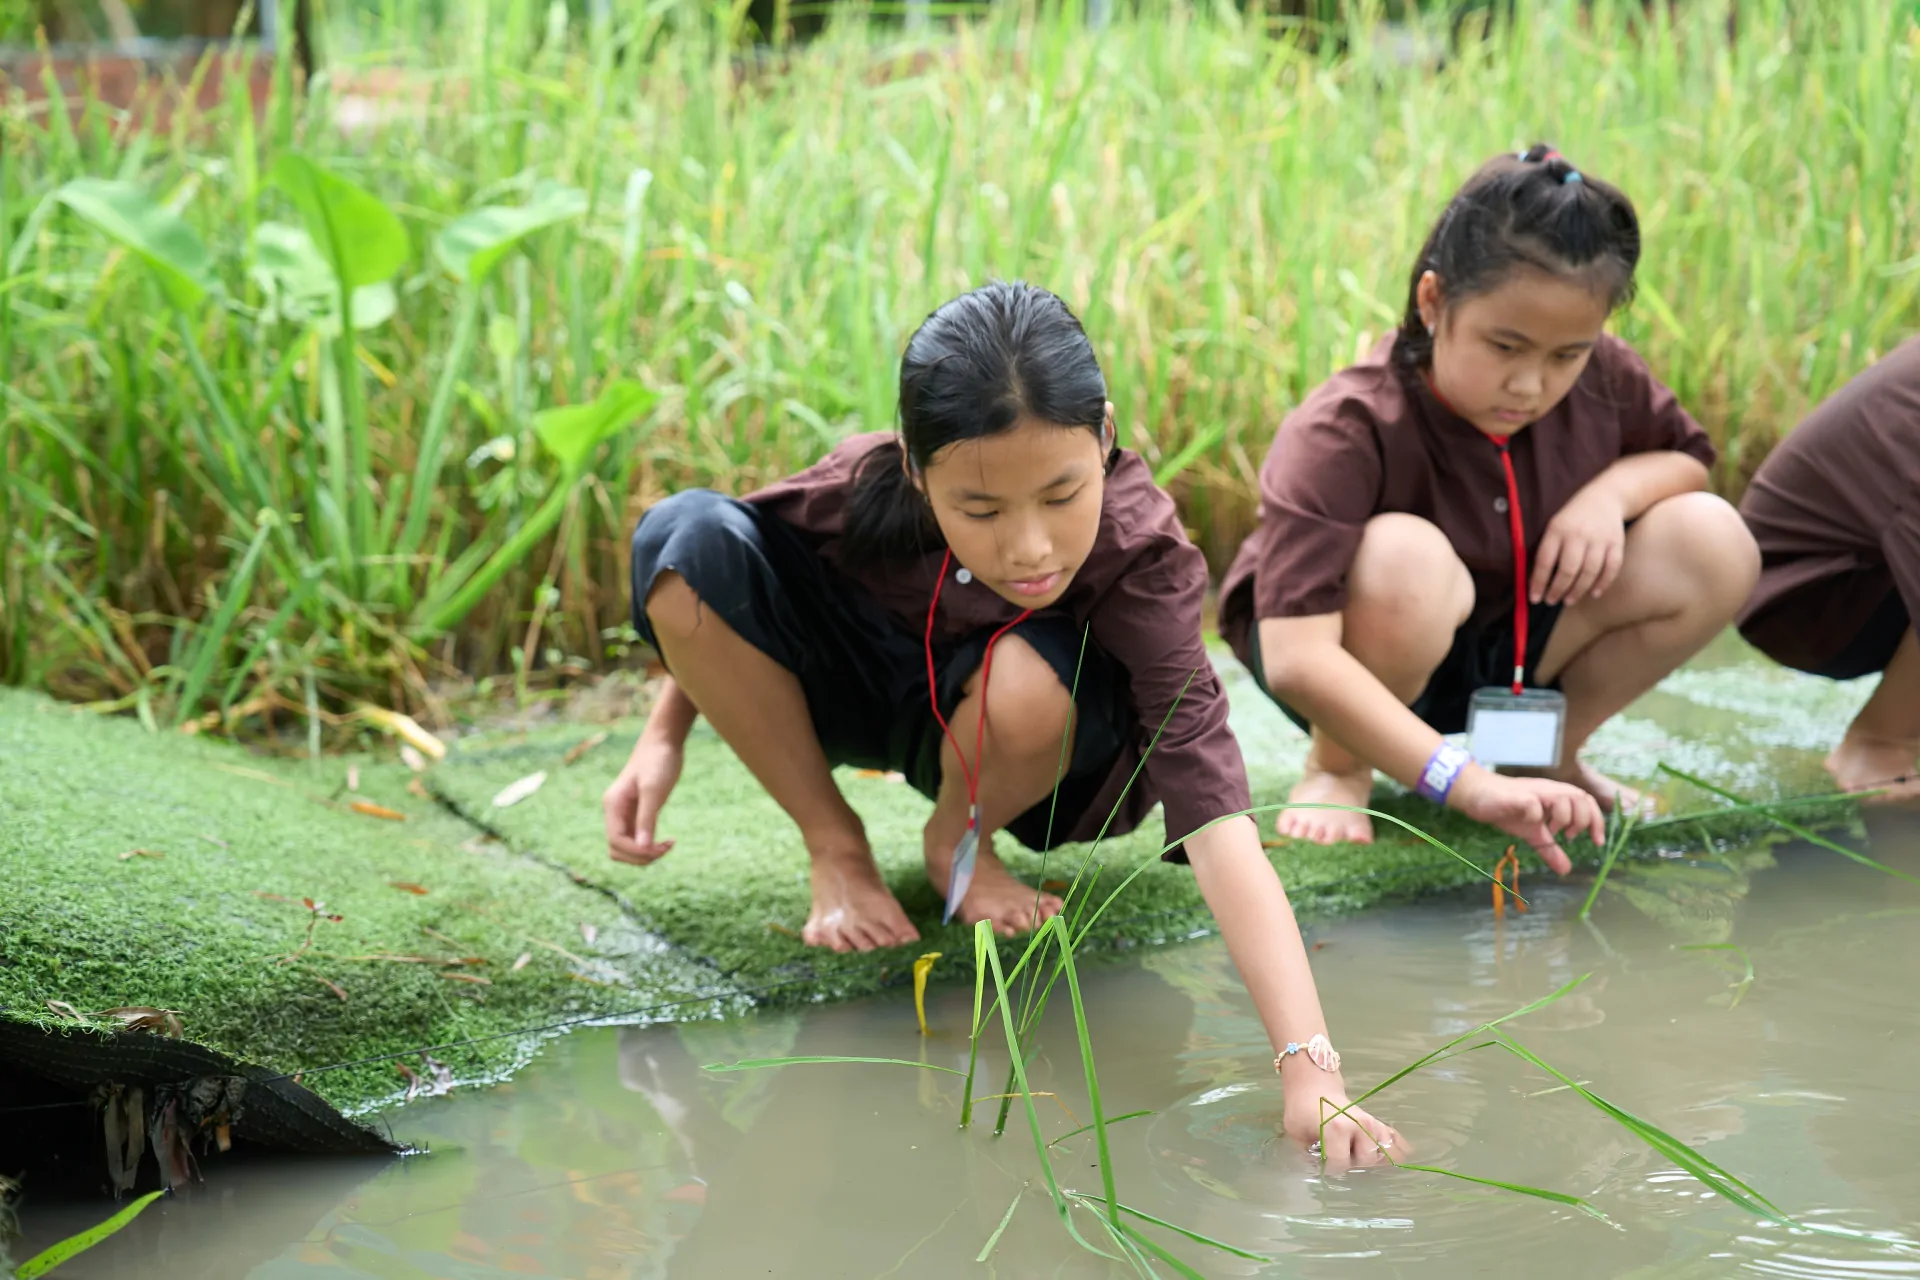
left=0, top=636, right=1871, bottom=1117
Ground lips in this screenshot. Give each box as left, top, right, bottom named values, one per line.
left=1006, top=571, right=1062, bottom=598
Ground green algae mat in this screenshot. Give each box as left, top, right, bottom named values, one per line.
left=0, top=635, right=1873, bottom=1140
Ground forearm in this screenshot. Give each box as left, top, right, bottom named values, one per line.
left=641, top=677, right=699, bottom=747
left=1588, top=451, right=1708, bottom=520
left=1186, top=816, right=1332, bottom=1053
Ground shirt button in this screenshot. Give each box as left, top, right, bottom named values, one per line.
left=1493, top=497, right=1509, bottom=513
left=956, top=568, right=973, bottom=584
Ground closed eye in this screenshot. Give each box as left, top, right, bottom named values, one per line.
left=1046, top=486, right=1086, bottom=508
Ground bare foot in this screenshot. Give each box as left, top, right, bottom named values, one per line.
left=1826, top=734, right=1920, bottom=804
left=1515, top=758, right=1653, bottom=817
left=924, top=831, right=1063, bottom=938
left=801, top=845, right=921, bottom=953
left=1277, top=755, right=1377, bottom=845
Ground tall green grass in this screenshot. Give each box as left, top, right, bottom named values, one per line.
left=3, top=0, right=1916, bottom=721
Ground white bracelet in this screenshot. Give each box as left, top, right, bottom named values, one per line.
left=1274, top=1033, right=1341, bottom=1074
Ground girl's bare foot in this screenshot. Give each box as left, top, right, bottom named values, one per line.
left=923, top=832, right=1063, bottom=938
left=1517, top=758, right=1654, bottom=816
left=802, top=844, right=921, bottom=953
left=1277, top=749, right=1377, bottom=845
left=1826, top=734, right=1920, bottom=804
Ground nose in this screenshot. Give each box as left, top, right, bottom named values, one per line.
left=1001, top=510, right=1052, bottom=570
left=1506, top=361, right=1544, bottom=399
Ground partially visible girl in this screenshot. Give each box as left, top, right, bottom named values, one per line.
left=603, top=281, right=1403, bottom=1162
left=1738, top=339, right=1920, bottom=801
left=1218, top=145, right=1759, bottom=870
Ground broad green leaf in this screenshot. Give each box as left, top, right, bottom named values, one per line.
left=436, top=184, right=589, bottom=285
left=268, top=152, right=408, bottom=290
left=55, top=178, right=212, bottom=310
left=250, top=222, right=396, bottom=332
left=17, top=1190, right=165, bottom=1277
left=532, top=380, right=658, bottom=475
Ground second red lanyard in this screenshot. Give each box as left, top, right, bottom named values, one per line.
left=1479, top=431, right=1529, bottom=695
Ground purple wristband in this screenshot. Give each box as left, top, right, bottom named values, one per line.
left=1416, top=741, right=1472, bottom=805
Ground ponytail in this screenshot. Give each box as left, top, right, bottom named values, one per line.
left=1394, top=142, right=1641, bottom=372
left=841, top=439, right=942, bottom=569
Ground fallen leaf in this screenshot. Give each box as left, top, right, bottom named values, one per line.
left=407, top=778, right=431, bottom=799
left=396, top=1061, right=422, bottom=1102
left=913, top=952, right=942, bottom=1036
left=529, top=937, right=593, bottom=966
left=511, top=952, right=532, bottom=971
left=439, top=972, right=492, bottom=985
left=350, top=801, right=408, bottom=821
left=1261, top=838, right=1290, bottom=849
left=45, top=1000, right=85, bottom=1021
left=118, top=848, right=165, bottom=860
left=388, top=881, right=430, bottom=895
left=198, top=833, right=229, bottom=849
left=492, top=771, right=548, bottom=808
left=421, top=926, right=462, bottom=946
left=98, top=1006, right=185, bottom=1037
left=422, top=1055, right=455, bottom=1095
left=568, top=972, right=613, bottom=987
left=579, top=922, right=598, bottom=944
left=315, top=976, right=348, bottom=1001
left=358, top=706, right=448, bottom=761
left=1041, top=879, right=1071, bottom=893
left=563, top=731, right=610, bottom=766
left=346, top=764, right=360, bottom=792
left=399, top=744, right=428, bottom=773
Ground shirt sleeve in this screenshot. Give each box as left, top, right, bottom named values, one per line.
left=1249, top=398, right=1387, bottom=622
left=1608, top=339, right=1717, bottom=468
left=1089, top=514, right=1252, bottom=850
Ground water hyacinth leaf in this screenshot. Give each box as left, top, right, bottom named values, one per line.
left=268, top=153, right=409, bottom=289
left=55, top=178, right=212, bottom=310
left=16, top=1190, right=165, bottom=1278
left=250, top=221, right=397, bottom=332
left=435, top=184, right=590, bottom=285
left=533, top=380, right=658, bottom=475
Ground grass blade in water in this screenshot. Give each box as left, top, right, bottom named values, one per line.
left=1049, top=1109, right=1154, bottom=1148
left=16, top=1190, right=165, bottom=1278
left=1391, top=1163, right=1606, bottom=1220
left=1350, top=973, right=1591, bottom=1109
left=975, top=1187, right=1024, bottom=1263
left=1657, top=764, right=1916, bottom=884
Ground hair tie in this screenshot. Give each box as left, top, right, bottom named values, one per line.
left=1563, top=170, right=1584, bottom=184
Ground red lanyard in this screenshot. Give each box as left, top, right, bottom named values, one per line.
left=1478, top=430, right=1529, bottom=695
left=925, top=549, right=1032, bottom=830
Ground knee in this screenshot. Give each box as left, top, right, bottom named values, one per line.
left=1347, top=513, right=1475, bottom=634
left=1643, top=492, right=1760, bottom=605
left=979, top=636, right=1074, bottom=759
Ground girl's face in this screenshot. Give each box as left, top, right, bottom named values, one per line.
left=1419, top=266, right=1611, bottom=437
left=918, top=410, right=1112, bottom=612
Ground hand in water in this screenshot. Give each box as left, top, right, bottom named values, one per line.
left=1452, top=767, right=1603, bottom=876
left=603, top=732, right=685, bottom=865
left=1281, top=1065, right=1405, bottom=1169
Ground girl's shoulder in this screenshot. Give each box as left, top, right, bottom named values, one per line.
left=1279, top=337, right=1417, bottom=449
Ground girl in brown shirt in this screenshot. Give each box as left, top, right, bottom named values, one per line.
left=603, top=282, right=1402, bottom=1162
left=1738, top=338, right=1920, bottom=801
left=1220, top=145, right=1760, bottom=869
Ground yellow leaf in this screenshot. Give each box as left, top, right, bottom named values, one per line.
left=913, top=951, right=942, bottom=1037
left=357, top=706, right=448, bottom=761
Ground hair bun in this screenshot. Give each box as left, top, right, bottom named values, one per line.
left=1520, top=142, right=1583, bottom=186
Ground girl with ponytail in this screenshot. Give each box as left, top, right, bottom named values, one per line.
left=1220, top=145, right=1759, bottom=865
left=606, top=281, right=1403, bottom=1164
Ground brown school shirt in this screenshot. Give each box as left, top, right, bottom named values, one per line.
left=1218, top=333, right=1717, bottom=660
left=1738, top=336, right=1920, bottom=670
left=745, top=432, right=1252, bottom=857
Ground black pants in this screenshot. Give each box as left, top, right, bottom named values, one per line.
left=629, top=490, right=1129, bottom=851
left=1247, top=601, right=1565, bottom=736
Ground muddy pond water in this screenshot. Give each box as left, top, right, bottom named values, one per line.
left=19, top=813, right=1920, bottom=1279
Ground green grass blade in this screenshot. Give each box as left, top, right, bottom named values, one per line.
left=1349, top=974, right=1590, bottom=1109
left=1101, top=1198, right=1270, bottom=1262
left=1657, top=764, right=1917, bottom=884
left=17, top=1190, right=165, bottom=1278
left=1048, top=1110, right=1153, bottom=1148
left=1392, top=1162, right=1606, bottom=1219
left=1047, top=916, right=1119, bottom=1225
left=975, top=1187, right=1023, bottom=1263
left=172, top=520, right=273, bottom=724
left=701, top=1055, right=967, bottom=1075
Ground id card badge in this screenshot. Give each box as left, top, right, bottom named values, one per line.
left=1467, top=687, right=1567, bottom=768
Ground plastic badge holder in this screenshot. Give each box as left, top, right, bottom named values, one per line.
left=1467, top=687, right=1567, bottom=768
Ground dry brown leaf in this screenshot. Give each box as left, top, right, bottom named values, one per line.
left=492, top=771, right=548, bottom=808
left=439, top=972, right=492, bottom=985
left=765, top=921, right=802, bottom=939
left=579, top=922, right=598, bottom=944
left=406, top=777, right=431, bottom=799
left=118, top=848, right=165, bottom=861
left=350, top=801, right=408, bottom=822
left=396, top=1060, right=422, bottom=1102
left=346, top=764, right=360, bottom=792
left=45, top=1000, right=85, bottom=1021
left=563, top=731, right=610, bottom=766
left=399, top=744, right=428, bottom=773
left=388, top=881, right=430, bottom=895
left=98, top=1006, right=185, bottom=1037
left=511, top=952, right=532, bottom=971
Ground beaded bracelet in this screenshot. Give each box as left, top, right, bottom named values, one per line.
left=1273, top=1033, right=1341, bottom=1075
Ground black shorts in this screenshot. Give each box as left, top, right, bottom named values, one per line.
left=1805, top=589, right=1911, bottom=681
left=628, top=489, right=1129, bottom=851
left=1246, top=600, right=1565, bottom=737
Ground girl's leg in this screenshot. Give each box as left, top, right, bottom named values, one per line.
left=1828, top=626, right=1920, bottom=801
left=1261, top=514, right=1475, bottom=845
left=921, top=634, right=1076, bottom=937
left=646, top=570, right=921, bottom=954
left=1532, top=491, right=1759, bottom=805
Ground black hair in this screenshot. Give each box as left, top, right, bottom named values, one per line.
left=841, top=280, right=1109, bottom=567
left=1393, top=143, right=1641, bottom=372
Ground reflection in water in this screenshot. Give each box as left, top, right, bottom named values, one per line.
left=19, top=822, right=1920, bottom=1279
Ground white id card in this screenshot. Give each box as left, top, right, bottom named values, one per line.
left=1467, top=688, right=1566, bottom=768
